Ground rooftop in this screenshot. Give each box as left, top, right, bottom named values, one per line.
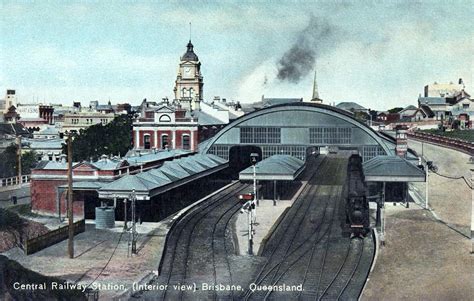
left=418, top=97, right=446, bottom=105
left=363, top=156, right=425, bottom=182
left=99, top=153, right=228, bottom=199
left=239, top=155, right=305, bottom=181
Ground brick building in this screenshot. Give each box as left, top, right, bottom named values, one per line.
left=132, top=104, right=199, bottom=151
left=30, top=150, right=192, bottom=217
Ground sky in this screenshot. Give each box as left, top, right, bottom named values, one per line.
left=1, top=0, right=473, bottom=110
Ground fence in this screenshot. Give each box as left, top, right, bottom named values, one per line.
left=24, top=219, right=86, bottom=255
left=408, top=131, right=474, bottom=156
left=0, top=175, right=30, bottom=188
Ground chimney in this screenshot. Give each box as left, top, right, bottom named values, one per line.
left=395, top=125, right=408, bottom=157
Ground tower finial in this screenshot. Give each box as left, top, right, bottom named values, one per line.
left=189, top=22, right=192, bottom=41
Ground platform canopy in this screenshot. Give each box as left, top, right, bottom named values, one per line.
left=363, top=156, right=426, bottom=182
left=98, top=154, right=228, bottom=200
left=239, top=155, right=305, bottom=181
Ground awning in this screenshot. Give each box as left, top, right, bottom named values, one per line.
left=239, top=155, right=305, bottom=181
left=363, top=156, right=426, bottom=182
left=98, top=154, right=228, bottom=200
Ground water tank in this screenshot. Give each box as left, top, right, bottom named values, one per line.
left=95, top=207, right=115, bottom=229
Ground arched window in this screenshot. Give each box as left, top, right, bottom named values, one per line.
left=144, top=135, right=151, bottom=149
left=182, top=134, right=190, bottom=150
left=161, top=134, right=169, bottom=149
left=181, top=88, right=187, bottom=98
left=189, top=88, right=194, bottom=98
left=159, top=114, right=171, bottom=122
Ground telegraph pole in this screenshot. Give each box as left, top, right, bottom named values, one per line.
left=250, top=153, right=259, bottom=223
left=16, top=135, right=22, bottom=184
left=67, top=133, right=74, bottom=259
left=123, top=198, right=128, bottom=230
left=131, top=189, right=137, bottom=255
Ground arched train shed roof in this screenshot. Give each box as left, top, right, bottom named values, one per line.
left=200, top=102, right=394, bottom=155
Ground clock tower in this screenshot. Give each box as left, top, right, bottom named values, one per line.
left=174, top=40, right=204, bottom=111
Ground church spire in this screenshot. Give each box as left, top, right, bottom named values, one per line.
left=312, top=69, right=319, bottom=100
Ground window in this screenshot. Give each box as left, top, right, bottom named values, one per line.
left=208, top=145, right=230, bottom=160
left=240, top=127, right=281, bottom=144
left=189, top=88, right=194, bottom=98
left=144, top=135, right=151, bottom=149
left=159, top=114, right=171, bottom=122
left=162, top=135, right=169, bottom=149
left=182, top=135, right=190, bottom=150
left=309, top=127, right=352, bottom=144
left=463, top=103, right=469, bottom=109
left=181, top=88, right=187, bottom=98
left=362, top=145, right=385, bottom=161
left=261, top=145, right=306, bottom=161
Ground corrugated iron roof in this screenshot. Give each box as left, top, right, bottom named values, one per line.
left=363, top=156, right=425, bottom=182
left=99, top=153, right=229, bottom=195
left=239, top=154, right=305, bottom=180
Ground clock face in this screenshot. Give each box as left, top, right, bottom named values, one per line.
left=184, top=67, right=191, bottom=74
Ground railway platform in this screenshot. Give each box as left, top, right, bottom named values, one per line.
left=361, top=139, right=472, bottom=300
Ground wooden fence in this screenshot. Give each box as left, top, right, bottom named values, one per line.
left=24, top=219, right=86, bottom=255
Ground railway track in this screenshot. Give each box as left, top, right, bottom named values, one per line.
left=137, top=155, right=374, bottom=301
left=139, top=182, right=249, bottom=301
left=243, top=156, right=374, bottom=301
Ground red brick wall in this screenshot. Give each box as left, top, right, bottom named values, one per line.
left=31, top=179, right=84, bottom=217
left=59, top=192, right=84, bottom=217
left=193, top=130, right=199, bottom=151
left=139, top=130, right=155, bottom=148
left=31, top=179, right=66, bottom=214
left=175, top=130, right=191, bottom=149
left=157, top=130, right=172, bottom=149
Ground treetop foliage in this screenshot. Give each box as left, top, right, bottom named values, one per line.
left=63, top=113, right=134, bottom=162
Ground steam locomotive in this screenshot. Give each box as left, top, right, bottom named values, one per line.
left=345, top=154, right=370, bottom=238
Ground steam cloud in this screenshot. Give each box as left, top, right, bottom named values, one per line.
left=277, top=15, right=339, bottom=83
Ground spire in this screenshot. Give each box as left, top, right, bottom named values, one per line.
left=312, top=69, right=319, bottom=100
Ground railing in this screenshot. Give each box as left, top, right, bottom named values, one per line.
left=24, top=219, right=86, bottom=255
left=0, top=175, right=31, bottom=188
left=408, top=131, right=474, bottom=155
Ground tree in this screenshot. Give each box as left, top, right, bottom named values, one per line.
left=354, top=111, right=369, bottom=121
left=388, top=107, right=404, bottom=114
left=63, top=113, right=134, bottom=161
left=0, top=144, right=17, bottom=178
left=21, top=151, right=38, bottom=175
left=0, top=145, right=38, bottom=178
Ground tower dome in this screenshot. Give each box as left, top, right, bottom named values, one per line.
left=181, top=40, right=199, bottom=61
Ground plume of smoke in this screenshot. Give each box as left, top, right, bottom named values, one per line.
left=277, top=15, right=339, bottom=83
